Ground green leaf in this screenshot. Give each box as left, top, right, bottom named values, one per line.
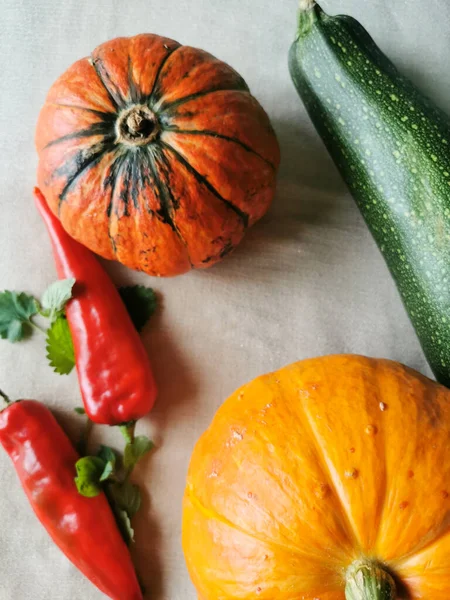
left=110, top=480, right=142, bottom=518
left=74, top=456, right=105, bottom=497
left=99, top=462, right=114, bottom=482
left=97, top=446, right=117, bottom=482
left=46, top=316, right=75, bottom=375
left=41, top=278, right=75, bottom=321
left=74, top=407, right=86, bottom=415
left=119, top=285, right=157, bottom=332
left=0, top=291, right=39, bottom=342
left=123, top=436, right=155, bottom=470
left=115, top=508, right=135, bottom=544
left=98, top=445, right=116, bottom=465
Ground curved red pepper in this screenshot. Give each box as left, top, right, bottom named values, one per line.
left=0, top=399, right=143, bottom=600
left=34, top=187, right=157, bottom=425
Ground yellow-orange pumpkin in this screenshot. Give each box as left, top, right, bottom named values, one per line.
left=183, top=355, right=450, bottom=599
left=35, top=35, right=280, bottom=277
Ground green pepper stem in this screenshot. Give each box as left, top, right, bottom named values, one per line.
left=0, top=389, right=11, bottom=405
left=78, top=417, right=94, bottom=457
left=345, top=560, right=396, bottom=600
left=119, top=421, right=136, bottom=445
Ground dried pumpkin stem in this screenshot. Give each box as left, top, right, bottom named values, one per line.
left=116, top=105, right=160, bottom=146
left=127, top=111, right=145, bottom=134
left=345, top=560, right=396, bottom=600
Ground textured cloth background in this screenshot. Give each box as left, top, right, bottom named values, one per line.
left=0, top=0, right=449, bottom=598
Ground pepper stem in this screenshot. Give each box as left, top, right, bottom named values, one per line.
left=78, top=417, right=93, bottom=457
left=0, top=389, right=11, bottom=405
left=119, top=421, right=136, bottom=444
left=345, top=560, right=396, bottom=600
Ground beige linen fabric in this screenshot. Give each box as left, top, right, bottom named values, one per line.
left=0, top=0, right=446, bottom=598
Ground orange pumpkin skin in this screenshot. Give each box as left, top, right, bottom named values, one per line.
left=183, top=355, right=450, bottom=599
left=35, top=35, right=280, bottom=277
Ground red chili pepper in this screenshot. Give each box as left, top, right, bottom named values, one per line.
left=34, top=187, right=157, bottom=425
left=0, top=398, right=143, bottom=600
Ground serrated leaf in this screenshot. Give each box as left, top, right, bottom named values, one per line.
left=41, top=278, right=75, bottom=321
left=0, top=291, right=39, bottom=342
left=7, top=320, right=24, bottom=343
left=110, top=480, right=141, bottom=518
left=119, top=285, right=157, bottom=332
left=123, top=436, right=155, bottom=470
left=97, top=446, right=117, bottom=482
left=74, top=456, right=105, bottom=497
left=46, top=316, right=75, bottom=375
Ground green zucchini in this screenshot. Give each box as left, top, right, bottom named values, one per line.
left=289, top=0, right=450, bottom=386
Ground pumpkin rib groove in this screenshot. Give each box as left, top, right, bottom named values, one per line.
left=395, top=527, right=450, bottom=569
left=146, top=148, right=177, bottom=230
left=157, top=86, right=250, bottom=114
left=48, top=103, right=117, bottom=123
left=105, top=152, right=129, bottom=254
left=127, top=55, right=141, bottom=104
left=160, top=140, right=250, bottom=227
left=375, top=374, right=450, bottom=564
left=120, top=157, right=134, bottom=217
left=226, top=446, right=351, bottom=566
left=370, top=362, right=389, bottom=551
left=134, top=148, right=156, bottom=215
left=44, top=121, right=115, bottom=149
left=147, top=43, right=182, bottom=107
left=242, top=405, right=355, bottom=563
left=292, top=369, right=363, bottom=552
left=146, top=147, right=193, bottom=266
left=57, top=139, right=116, bottom=210
left=186, top=488, right=326, bottom=561
left=105, top=151, right=127, bottom=210
left=161, top=127, right=277, bottom=170
left=90, top=56, right=126, bottom=112
left=128, top=152, right=141, bottom=211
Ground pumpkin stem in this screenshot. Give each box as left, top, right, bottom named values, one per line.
left=117, top=105, right=160, bottom=146
left=345, top=560, right=396, bottom=600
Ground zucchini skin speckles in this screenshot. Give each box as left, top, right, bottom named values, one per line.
left=289, top=3, right=450, bottom=386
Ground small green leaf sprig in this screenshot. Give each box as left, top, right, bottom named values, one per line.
left=0, top=279, right=74, bottom=340
left=75, top=420, right=154, bottom=544
left=0, top=279, right=76, bottom=374
left=0, top=282, right=157, bottom=375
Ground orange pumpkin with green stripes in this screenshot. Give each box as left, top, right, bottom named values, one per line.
left=36, top=34, right=280, bottom=277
